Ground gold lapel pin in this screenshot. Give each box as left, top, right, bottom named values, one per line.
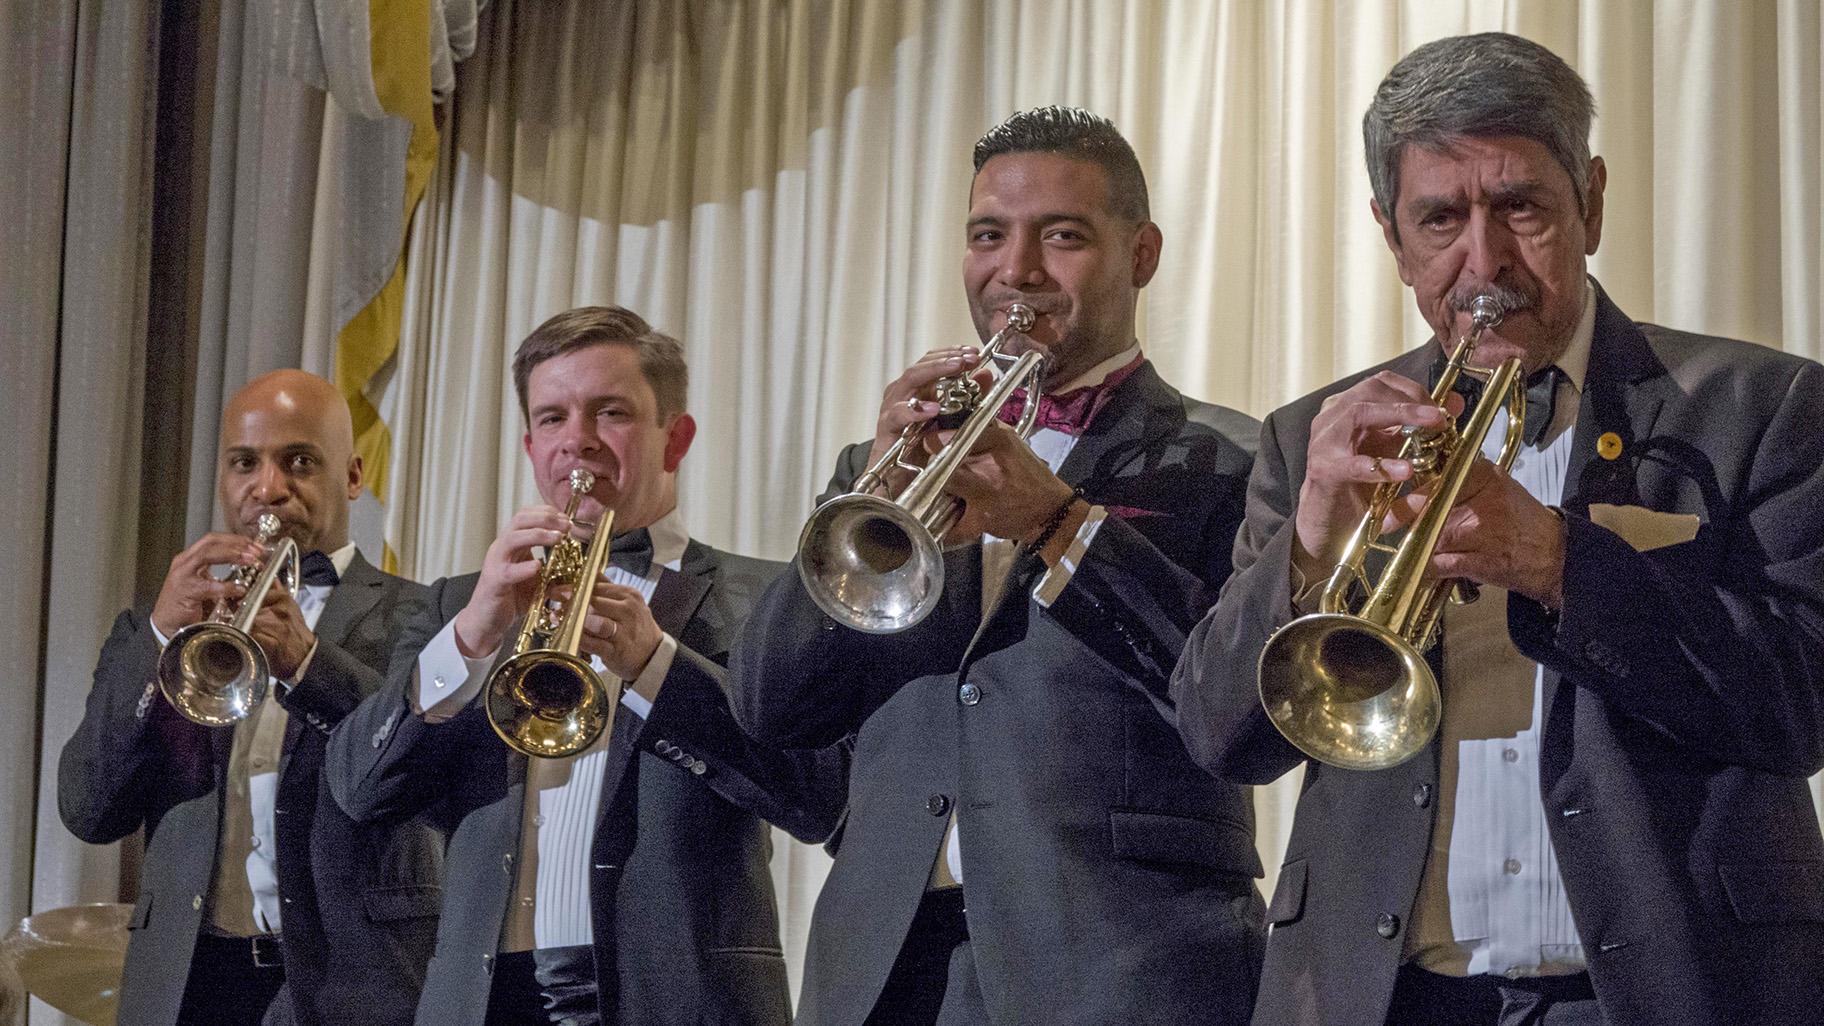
left=1597, top=431, right=1624, bottom=461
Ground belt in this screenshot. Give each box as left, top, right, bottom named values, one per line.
left=196, top=932, right=285, bottom=970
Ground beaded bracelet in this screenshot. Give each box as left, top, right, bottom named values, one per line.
left=1028, top=487, right=1086, bottom=554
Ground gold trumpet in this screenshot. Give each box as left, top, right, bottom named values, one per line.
left=156, top=513, right=300, bottom=726
left=485, top=468, right=617, bottom=758
left=797, top=302, right=1048, bottom=633
left=1257, top=295, right=1525, bottom=770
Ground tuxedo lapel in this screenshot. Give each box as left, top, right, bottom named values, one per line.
left=1055, top=361, right=1181, bottom=496
left=649, top=542, right=716, bottom=641
left=313, top=552, right=386, bottom=648
left=1560, top=291, right=1669, bottom=515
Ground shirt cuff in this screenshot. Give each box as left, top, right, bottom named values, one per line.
left=1032, top=504, right=1108, bottom=608
left=150, top=620, right=171, bottom=649
left=413, top=620, right=496, bottom=722
left=618, top=633, right=676, bottom=720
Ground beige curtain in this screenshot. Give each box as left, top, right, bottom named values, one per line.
left=385, top=0, right=1824, bottom=994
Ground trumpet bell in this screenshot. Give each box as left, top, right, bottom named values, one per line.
left=797, top=492, right=945, bottom=634
left=1257, top=613, right=1441, bottom=771
left=486, top=649, right=612, bottom=759
left=154, top=622, right=271, bottom=727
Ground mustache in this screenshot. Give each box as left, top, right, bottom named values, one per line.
left=1446, top=277, right=1536, bottom=318
left=981, top=295, right=1064, bottom=318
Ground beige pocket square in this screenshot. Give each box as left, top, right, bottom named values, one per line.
left=1587, top=503, right=1701, bottom=551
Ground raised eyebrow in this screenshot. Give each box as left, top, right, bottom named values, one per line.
left=966, top=215, right=1006, bottom=233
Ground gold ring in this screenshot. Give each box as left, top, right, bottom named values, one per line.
left=605, top=620, right=618, bottom=639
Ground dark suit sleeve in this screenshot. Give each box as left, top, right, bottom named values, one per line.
left=728, top=442, right=981, bottom=749
left=58, top=610, right=213, bottom=843
left=1509, top=359, right=1824, bottom=776
left=632, top=643, right=850, bottom=843
left=1040, top=472, right=1243, bottom=717
left=1170, top=408, right=1313, bottom=785
left=325, top=578, right=494, bottom=827
left=278, top=641, right=383, bottom=734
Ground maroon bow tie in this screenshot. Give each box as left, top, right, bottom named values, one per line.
left=995, top=353, right=1144, bottom=436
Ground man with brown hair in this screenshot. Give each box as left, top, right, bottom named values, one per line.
left=327, top=306, right=848, bottom=1026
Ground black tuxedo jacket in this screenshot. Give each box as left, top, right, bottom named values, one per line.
left=729, top=362, right=1267, bottom=1026
left=325, top=540, right=848, bottom=1026
left=1174, top=285, right=1824, bottom=1026
left=57, top=552, right=441, bottom=1026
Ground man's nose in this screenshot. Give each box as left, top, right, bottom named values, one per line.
left=995, top=229, right=1048, bottom=288
left=251, top=460, right=289, bottom=503
left=1459, top=207, right=1514, bottom=286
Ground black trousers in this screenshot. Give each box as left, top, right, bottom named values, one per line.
left=176, top=934, right=285, bottom=1026
left=1386, top=964, right=1602, bottom=1026
left=487, top=947, right=601, bottom=1026
left=863, top=889, right=987, bottom=1026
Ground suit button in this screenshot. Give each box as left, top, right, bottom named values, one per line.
left=655, top=739, right=672, bottom=754
left=1411, top=783, right=1431, bottom=809
left=958, top=682, right=981, bottom=706
left=192, top=895, right=203, bottom=910
left=502, top=852, right=515, bottom=874
left=1376, top=912, right=1400, bottom=939
left=926, top=794, right=951, bottom=817
left=690, top=762, right=707, bottom=776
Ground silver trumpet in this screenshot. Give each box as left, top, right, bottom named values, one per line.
left=156, top=513, right=300, bottom=726
left=797, top=302, right=1049, bottom=633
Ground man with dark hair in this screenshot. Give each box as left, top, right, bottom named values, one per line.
left=326, top=305, right=847, bottom=1026
left=60, top=370, right=441, bottom=1026
left=1173, top=32, right=1824, bottom=1026
left=730, top=106, right=1264, bottom=1025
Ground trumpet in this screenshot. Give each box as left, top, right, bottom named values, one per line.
left=156, top=513, right=300, bottom=726
left=1257, top=295, right=1525, bottom=770
left=485, top=468, right=617, bottom=758
left=798, top=303, right=1049, bottom=633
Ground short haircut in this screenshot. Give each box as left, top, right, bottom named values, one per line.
left=972, top=105, right=1151, bottom=223
left=1364, top=32, right=1596, bottom=231
left=511, top=306, right=688, bottom=421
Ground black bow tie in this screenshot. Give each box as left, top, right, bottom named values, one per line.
left=299, top=550, right=339, bottom=588
left=609, top=528, right=654, bottom=577
left=1430, top=356, right=1565, bottom=448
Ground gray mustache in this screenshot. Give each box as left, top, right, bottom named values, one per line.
left=1447, top=279, right=1534, bottom=316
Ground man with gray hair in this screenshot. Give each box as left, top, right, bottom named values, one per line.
left=1173, top=32, right=1824, bottom=1026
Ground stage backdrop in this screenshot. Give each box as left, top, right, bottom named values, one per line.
left=6, top=1, right=1819, bottom=1021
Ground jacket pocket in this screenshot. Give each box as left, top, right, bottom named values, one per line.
left=362, top=884, right=443, bottom=923
left=1108, top=809, right=1262, bottom=876
left=128, top=890, right=153, bottom=930
left=1266, top=859, right=1307, bottom=926
left=1719, top=861, right=1824, bottom=924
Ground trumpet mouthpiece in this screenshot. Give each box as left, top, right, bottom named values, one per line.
left=1005, top=303, right=1036, bottom=332
left=568, top=469, right=597, bottom=496
left=255, top=513, right=281, bottom=541
left=1469, top=295, right=1504, bottom=329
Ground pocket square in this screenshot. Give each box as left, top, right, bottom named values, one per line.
left=1587, top=503, right=1701, bottom=552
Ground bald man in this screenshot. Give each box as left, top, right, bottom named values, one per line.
left=60, top=371, right=440, bottom=1026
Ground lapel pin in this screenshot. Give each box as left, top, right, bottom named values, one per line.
left=1597, top=432, right=1623, bottom=461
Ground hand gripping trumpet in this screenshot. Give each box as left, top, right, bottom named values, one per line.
left=797, top=302, right=1048, bottom=633
left=1257, top=295, right=1526, bottom=770
left=485, top=469, right=617, bottom=758
left=156, top=513, right=300, bottom=725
